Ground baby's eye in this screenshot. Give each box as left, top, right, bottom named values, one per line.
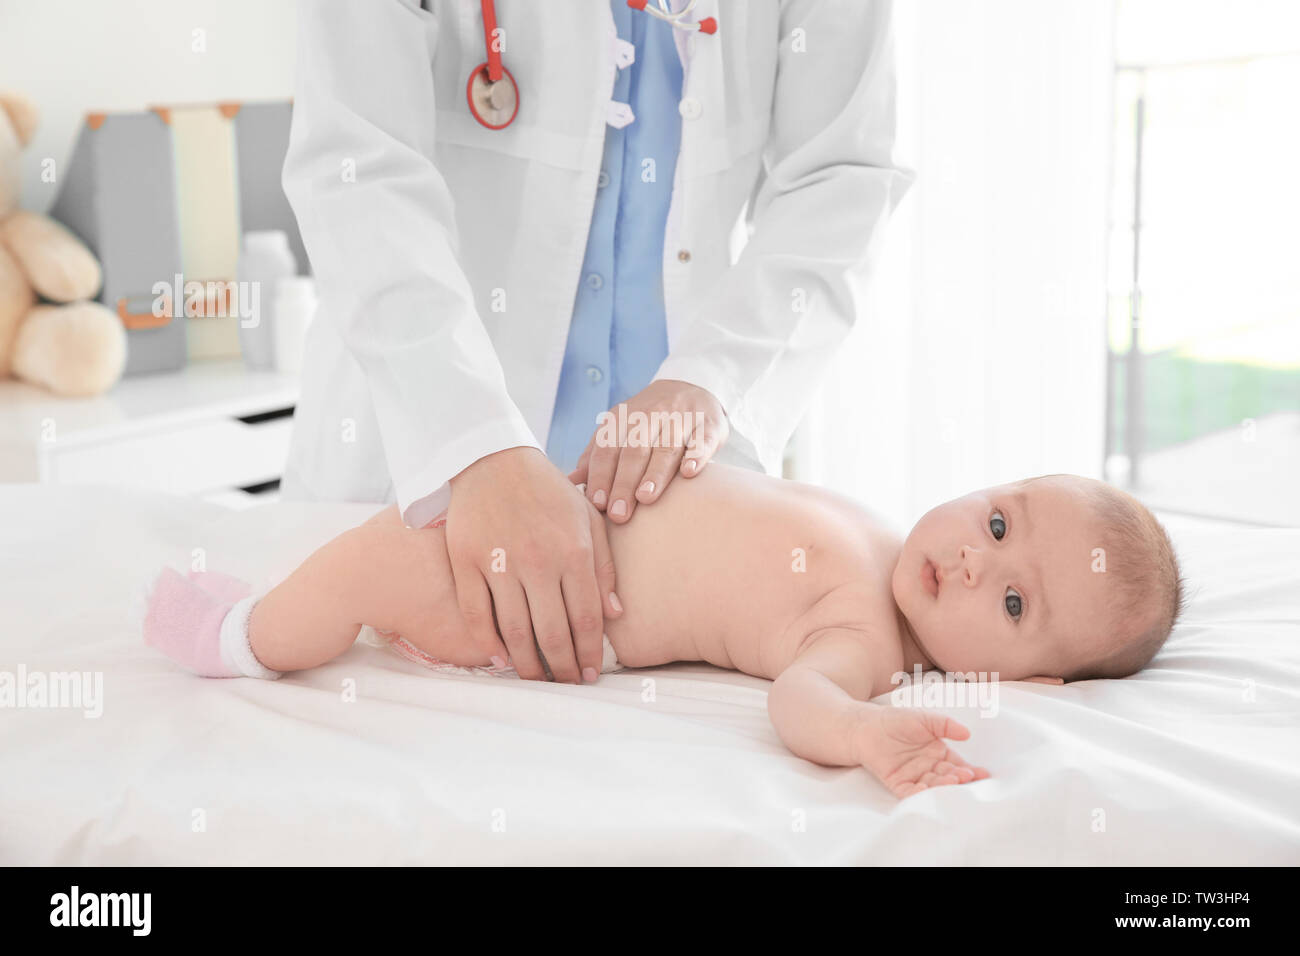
left=989, top=510, right=1007, bottom=541
left=1005, top=587, right=1023, bottom=620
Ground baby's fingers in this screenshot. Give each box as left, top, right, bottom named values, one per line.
left=919, top=770, right=962, bottom=789
left=934, top=760, right=975, bottom=783
left=890, top=762, right=987, bottom=799
left=940, top=749, right=992, bottom=782
left=922, top=713, right=971, bottom=741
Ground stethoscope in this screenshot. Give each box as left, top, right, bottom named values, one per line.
left=467, top=0, right=718, bottom=130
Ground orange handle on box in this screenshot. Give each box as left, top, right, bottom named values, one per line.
left=117, top=295, right=171, bottom=330
left=117, top=282, right=237, bottom=330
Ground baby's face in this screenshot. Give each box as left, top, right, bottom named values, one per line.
left=892, top=476, right=1112, bottom=682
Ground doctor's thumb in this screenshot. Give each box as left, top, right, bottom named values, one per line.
left=586, top=507, right=621, bottom=620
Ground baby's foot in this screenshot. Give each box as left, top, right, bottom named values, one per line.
left=141, top=567, right=279, bottom=679
left=186, top=567, right=254, bottom=605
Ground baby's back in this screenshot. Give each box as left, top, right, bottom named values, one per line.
left=603, top=464, right=905, bottom=680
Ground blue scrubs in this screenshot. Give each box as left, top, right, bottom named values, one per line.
left=545, top=0, right=684, bottom=472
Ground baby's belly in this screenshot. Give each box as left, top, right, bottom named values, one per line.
left=599, top=466, right=858, bottom=677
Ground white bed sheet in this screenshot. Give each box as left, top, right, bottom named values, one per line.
left=1, top=484, right=1297, bottom=865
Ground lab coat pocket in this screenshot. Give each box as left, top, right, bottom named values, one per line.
left=431, top=0, right=595, bottom=171
left=684, top=1, right=770, bottom=176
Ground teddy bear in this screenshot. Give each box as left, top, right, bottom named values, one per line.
left=0, top=90, right=125, bottom=397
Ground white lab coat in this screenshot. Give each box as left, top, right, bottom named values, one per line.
left=280, top=0, right=912, bottom=526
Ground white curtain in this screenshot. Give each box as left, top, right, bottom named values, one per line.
left=790, top=0, right=1116, bottom=532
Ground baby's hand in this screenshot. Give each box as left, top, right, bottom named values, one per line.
left=856, top=707, right=990, bottom=799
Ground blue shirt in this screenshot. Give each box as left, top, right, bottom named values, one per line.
left=545, top=0, right=684, bottom=472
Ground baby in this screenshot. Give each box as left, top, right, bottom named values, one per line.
left=142, top=464, right=1184, bottom=799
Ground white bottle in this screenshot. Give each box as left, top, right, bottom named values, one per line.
left=272, top=277, right=318, bottom=374
left=237, top=231, right=298, bottom=370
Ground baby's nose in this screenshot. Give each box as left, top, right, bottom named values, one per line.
left=958, top=545, right=985, bottom=585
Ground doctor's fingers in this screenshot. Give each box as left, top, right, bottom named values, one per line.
left=586, top=500, right=622, bottom=621
left=681, top=417, right=728, bottom=478
left=521, top=578, right=582, bottom=684
left=451, top=564, right=512, bottom=673
left=605, top=443, right=654, bottom=524
left=484, top=577, right=544, bottom=680
left=567, top=439, right=595, bottom=487
left=636, top=443, right=686, bottom=505
left=583, top=439, right=622, bottom=513
left=560, top=570, right=605, bottom=682
left=430, top=531, right=508, bottom=666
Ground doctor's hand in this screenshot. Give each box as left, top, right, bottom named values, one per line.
left=446, top=446, right=622, bottom=684
left=569, top=379, right=729, bottom=525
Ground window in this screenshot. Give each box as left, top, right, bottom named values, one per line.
left=1105, top=0, right=1300, bottom=526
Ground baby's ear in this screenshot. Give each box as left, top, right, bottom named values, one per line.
left=1023, top=675, right=1065, bottom=685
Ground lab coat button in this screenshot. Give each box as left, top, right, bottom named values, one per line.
left=586, top=366, right=604, bottom=384
left=586, top=272, right=604, bottom=290
left=678, top=97, right=702, bottom=120
left=613, top=38, right=636, bottom=70
left=597, top=170, right=610, bottom=189
left=606, top=101, right=635, bottom=128
left=677, top=249, right=692, bottom=263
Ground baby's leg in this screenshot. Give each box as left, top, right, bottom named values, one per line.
left=248, top=504, right=495, bottom=672
left=244, top=525, right=372, bottom=673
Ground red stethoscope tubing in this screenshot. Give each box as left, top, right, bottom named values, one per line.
left=480, top=0, right=504, bottom=83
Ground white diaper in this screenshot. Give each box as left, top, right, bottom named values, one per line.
left=357, top=625, right=622, bottom=679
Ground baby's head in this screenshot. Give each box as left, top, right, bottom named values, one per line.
left=892, top=474, right=1185, bottom=683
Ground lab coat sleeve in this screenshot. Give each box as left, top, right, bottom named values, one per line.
left=282, top=0, right=540, bottom=525
left=654, top=0, right=914, bottom=475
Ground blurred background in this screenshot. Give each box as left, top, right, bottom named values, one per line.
left=797, top=0, right=1300, bottom=530
left=1, top=0, right=1296, bottom=529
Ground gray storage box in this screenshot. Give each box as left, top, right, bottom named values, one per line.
left=49, top=110, right=186, bottom=376
left=232, top=100, right=309, bottom=276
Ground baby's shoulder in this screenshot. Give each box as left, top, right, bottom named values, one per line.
left=798, top=578, right=906, bottom=673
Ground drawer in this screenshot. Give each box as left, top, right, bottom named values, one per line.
left=46, top=414, right=294, bottom=496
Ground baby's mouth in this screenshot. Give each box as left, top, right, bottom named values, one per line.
left=921, top=557, right=940, bottom=598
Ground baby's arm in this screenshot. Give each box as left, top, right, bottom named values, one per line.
left=767, top=629, right=989, bottom=798
left=248, top=504, right=506, bottom=673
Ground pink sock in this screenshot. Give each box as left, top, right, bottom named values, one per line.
left=140, top=567, right=280, bottom=679
left=186, top=568, right=254, bottom=605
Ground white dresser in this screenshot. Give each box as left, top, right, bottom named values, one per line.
left=0, top=360, right=298, bottom=508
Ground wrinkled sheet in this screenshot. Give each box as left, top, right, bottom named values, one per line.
left=1, top=484, right=1297, bottom=864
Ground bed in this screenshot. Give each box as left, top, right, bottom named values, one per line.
left=1, top=483, right=1297, bottom=865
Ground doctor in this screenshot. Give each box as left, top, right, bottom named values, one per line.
left=280, top=0, right=911, bottom=684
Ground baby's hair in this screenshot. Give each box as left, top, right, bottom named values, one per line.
left=1023, top=474, right=1186, bottom=681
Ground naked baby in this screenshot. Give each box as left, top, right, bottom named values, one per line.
left=141, top=462, right=1184, bottom=799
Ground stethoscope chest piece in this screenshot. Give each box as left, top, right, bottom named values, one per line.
left=466, top=62, right=519, bottom=130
